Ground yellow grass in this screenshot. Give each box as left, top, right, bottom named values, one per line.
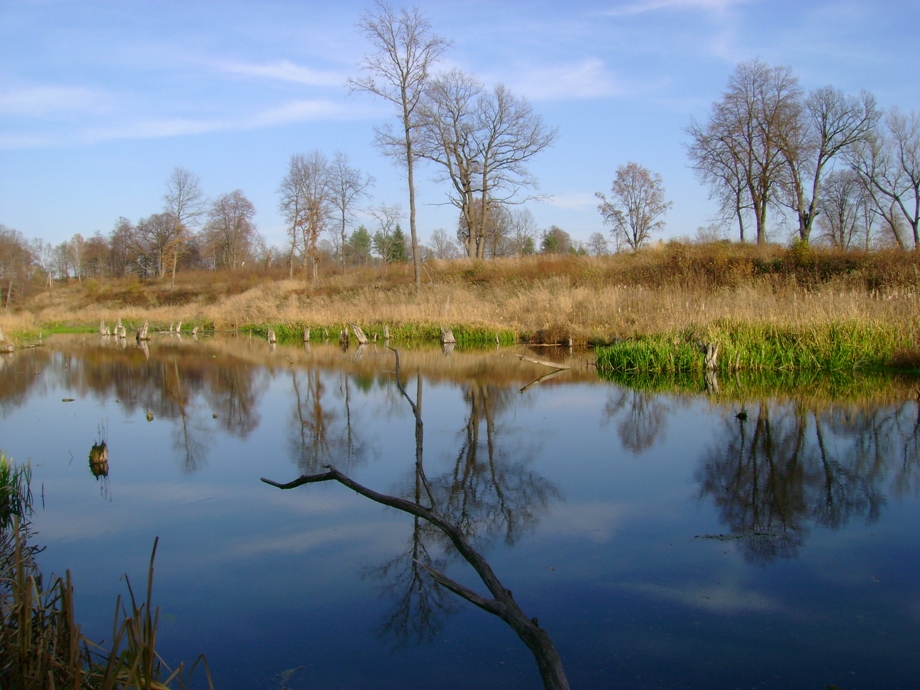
left=4, top=245, right=920, bottom=345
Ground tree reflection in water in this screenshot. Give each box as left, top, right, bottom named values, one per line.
left=288, top=369, right=367, bottom=474
left=697, top=398, right=920, bottom=563
left=264, top=349, right=569, bottom=690
left=602, top=387, right=669, bottom=453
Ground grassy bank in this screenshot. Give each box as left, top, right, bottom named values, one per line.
left=2, top=243, right=919, bottom=351
left=595, top=320, right=920, bottom=375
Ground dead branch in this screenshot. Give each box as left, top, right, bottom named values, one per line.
left=516, top=354, right=571, bottom=370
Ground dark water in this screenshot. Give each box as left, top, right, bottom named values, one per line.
left=1, top=334, right=919, bottom=689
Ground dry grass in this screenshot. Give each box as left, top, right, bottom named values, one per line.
left=5, top=243, right=920, bottom=345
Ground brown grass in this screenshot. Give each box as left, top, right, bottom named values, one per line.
left=3, top=243, right=920, bottom=345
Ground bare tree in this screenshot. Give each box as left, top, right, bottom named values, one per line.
left=686, top=115, right=752, bottom=242
left=815, top=169, right=871, bottom=249
left=201, top=190, right=259, bottom=269
left=370, top=203, right=404, bottom=267
left=163, top=168, right=206, bottom=288
left=429, top=228, right=460, bottom=259
left=778, top=87, right=879, bottom=242
left=0, top=224, right=34, bottom=308
left=278, top=151, right=332, bottom=281
left=417, top=69, right=557, bottom=259
left=587, top=231, right=609, bottom=256
left=135, top=211, right=180, bottom=277
left=69, top=233, right=85, bottom=283
left=851, top=109, right=920, bottom=249
left=686, top=60, right=800, bottom=244
left=349, top=1, right=450, bottom=289
left=506, top=208, right=539, bottom=256
left=597, top=162, right=671, bottom=251
left=328, top=151, right=374, bottom=272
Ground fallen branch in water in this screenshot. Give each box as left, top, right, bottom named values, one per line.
left=516, top=354, right=571, bottom=370
left=262, top=466, right=568, bottom=689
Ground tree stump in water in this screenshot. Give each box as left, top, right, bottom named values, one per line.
left=440, top=326, right=456, bottom=344
left=303, top=327, right=310, bottom=343
left=267, top=328, right=277, bottom=344
left=89, top=441, right=109, bottom=478
left=701, top=342, right=719, bottom=371
left=350, top=323, right=369, bottom=345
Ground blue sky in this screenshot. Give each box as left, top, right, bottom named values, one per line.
left=2, top=0, right=918, bottom=250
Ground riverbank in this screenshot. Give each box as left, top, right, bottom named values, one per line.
left=2, top=243, right=919, bottom=356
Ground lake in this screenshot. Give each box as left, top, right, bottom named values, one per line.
left=1, top=333, right=919, bottom=689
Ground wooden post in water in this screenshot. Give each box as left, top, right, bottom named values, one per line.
left=440, top=326, right=456, bottom=345
left=303, top=327, right=310, bottom=343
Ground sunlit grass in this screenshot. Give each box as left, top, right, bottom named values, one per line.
left=5, top=244, right=920, bottom=349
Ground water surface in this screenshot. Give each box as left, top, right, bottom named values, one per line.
left=1, top=334, right=918, bottom=689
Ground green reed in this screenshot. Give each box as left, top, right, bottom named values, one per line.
left=596, top=320, right=917, bottom=375
left=244, top=321, right=516, bottom=347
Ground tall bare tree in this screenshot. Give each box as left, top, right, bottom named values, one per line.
left=329, top=151, right=374, bottom=272
left=687, top=60, right=800, bottom=244
left=417, top=69, right=557, bottom=259
left=851, top=109, right=920, bottom=249
left=201, top=190, right=258, bottom=269
left=163, top=167, right=206, bottom=288
left=349, top=1, right=450, bottom=288
left=278, top=151, right=332, bottom=281
left=597, top=162, right=671, bottom=251
left=778, top=87, right=879, bottom=242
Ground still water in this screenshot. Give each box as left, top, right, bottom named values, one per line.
left=1, top=334, right=919, bottom=689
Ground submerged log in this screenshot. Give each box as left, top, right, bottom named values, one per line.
left=440, top=326, right=456, bottom=345
left=516, top=354, right=571, bottom=370
left=350, top=323, right=369, bottom=345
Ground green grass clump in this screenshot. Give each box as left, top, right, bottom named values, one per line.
left=596, top=320, right=917, bottom=375
left=243, top=321, right=517, bottom=347
left=0, top=454, right=31, bottom=530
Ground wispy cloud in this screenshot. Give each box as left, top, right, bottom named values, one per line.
left=2, top=98, right=360, bottom=149
left=0, top=85, right=110, bottom=117
left=543, top=192, right=599, bottom=211
left=215, top=59, right=345, bottom=87
left=602, top=0, right=751, bottom=17
left=508, top=58, right=628, bottom=101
